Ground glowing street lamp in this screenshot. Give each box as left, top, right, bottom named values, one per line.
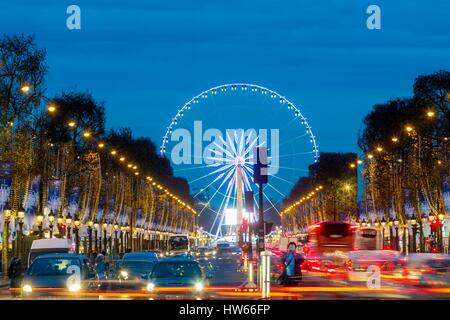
left=426, top=110, right=435, bottom=118
left=36, top=211, right=44, bottom=238
left=47, top=105, right=56, bottom=113
left=48, top=210, right=55, bottom=238
left=20, top=84, right=31, bottom=93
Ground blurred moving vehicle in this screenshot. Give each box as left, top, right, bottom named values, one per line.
left=354, top=227, right=383, bottom=251
left=347, top=250, right=401, bottom=282
left=21, top=253, right=98, bottom=295
left=195, top=246, right=217, bottom=259
left=304, top=222, right=357, bottom=273
left=168, top=235, right=190, bottom=255
left=145, top=259, right=210, bottom=298
left=115, top=252, right=159, bottom=287
left=403, top=254, right=450, bottom=287
left=28, top=239, right=72, bottom=267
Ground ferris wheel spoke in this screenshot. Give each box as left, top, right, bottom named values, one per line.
left=207, top=163, right=234, bottom=176
left=270, top=174, right=295, bottom=186
left=279, top=132, right=309, bottom=148
left=266, top=183, right=287, bottom=198
left=263, top=192, right=282, bottom=216
left=277, top=166, right=309, bottom=172
left=213, top=140, right=235, bottom=160
left=272, top=151, right=315, bottom=159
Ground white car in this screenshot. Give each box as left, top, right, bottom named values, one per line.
left=347, top=250, right=401, bottom=283
left=403, top=253, right=450, bottom=287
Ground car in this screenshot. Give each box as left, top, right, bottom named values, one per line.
left=347, top=250, right=402, bottom=283
left=113, top=252, right=159, bottom=288
left=403, top=253, right=450, bottom=287
left=195, top=246, right=217, bottom=259
left=145, top=259, right=210, bottom=298
left=21, top=253, right=98, bottom=296
left=28, top=238, right=73, bottom=267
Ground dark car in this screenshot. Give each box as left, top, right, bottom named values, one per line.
left=21, top=253, right=98, bottom=296
left=113, top=252, right=159, bottom=289
left=145, top=259, right=210, bottom=298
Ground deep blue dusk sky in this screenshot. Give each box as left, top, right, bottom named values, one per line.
left=2, top=0, right=449, bottom=164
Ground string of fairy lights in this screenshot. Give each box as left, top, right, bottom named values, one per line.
left=22, top=84, right=197, bottom=217
left=282, top=185, right=323, bottom=215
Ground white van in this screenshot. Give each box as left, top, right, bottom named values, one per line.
left=28, top=238, right=73, bottom=267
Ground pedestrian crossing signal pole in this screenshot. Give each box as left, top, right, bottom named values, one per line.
left=253, top=147, right=268, bottom=257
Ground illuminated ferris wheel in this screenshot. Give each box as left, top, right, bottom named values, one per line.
left=160, top=83, right=319, bottom=238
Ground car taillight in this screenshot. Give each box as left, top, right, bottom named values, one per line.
left=347, top=260, right=352, bottom=271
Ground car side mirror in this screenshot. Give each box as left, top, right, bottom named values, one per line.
left=141, top=273, right=148, bottom=279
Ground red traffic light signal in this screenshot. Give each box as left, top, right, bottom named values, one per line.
left=241, top=218, right=249, bottom=230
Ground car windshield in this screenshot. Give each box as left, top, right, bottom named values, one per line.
left=121, top=260, right=156, bottom=273
left=169, top=236, right=189, bottom=250
left=28, top=258, right=80, bottom=276
left=151, top=262, right=202, bottom=278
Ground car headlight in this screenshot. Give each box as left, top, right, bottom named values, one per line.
left=146, top=282, right=155, bottom=292
left=194, top=282, right=204, bottom=292
left=22, top=284, right=33, bottom=293
left=120, top=270, right=129, bottom=279
left=68, top=283, right=81, bottom=292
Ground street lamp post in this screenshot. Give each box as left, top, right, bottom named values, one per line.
left=394, top=218, right=400, bottom=252
left=94, top=219, right=99, bottom=253
left=438, top=213, right=445, bottom=252
left=388, top=218, right=394, bottom=249
left=108, top=223, right=113, bottom=255
left=17, top=205, right=25, bottom=259
left=2, top=206, right=12, bottom=279
left=102, top=222, right=108, bottom=254
left=420, top=213, right=427, bottom=252
left=114, top=223, right=119, bottom=255
left=66, top=213, right=73, bottom=240
left=126, top=225, right=131, bottom=251
left=380, top=218, right=386, bottom=249
left=74, top=216, right=81, bottom=254
left=411, top=216, right=417, bottom=253
left=48, top=210, right=55, bottom=238
left=87, top=220, right=93, bottom=256
left=120, top=225, right=125, bottom=253
left=57, top=212, right=64, bottom=238
left=36, top=211, right=44, bottom=239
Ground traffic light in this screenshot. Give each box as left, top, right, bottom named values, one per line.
left=253, top=147, right=268, bottom=184
left=241, top=218, right=249, bottom=231
left=431, top=218, right=439, bottom=231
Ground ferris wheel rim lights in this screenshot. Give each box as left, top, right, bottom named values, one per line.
left=159, top=83, right=319, bottom=162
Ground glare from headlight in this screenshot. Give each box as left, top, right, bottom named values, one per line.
left=146, top=283, right=155, bottom=292
left=120, top=270, right=129, bottom=278
left=68, top=283, right=81, bottom=292
left=194, top=282, right=204, bottom=292
left=22, top=284, right=33, bottom=293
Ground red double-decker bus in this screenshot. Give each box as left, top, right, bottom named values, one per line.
left=303, top=221, right=358, bottom=273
